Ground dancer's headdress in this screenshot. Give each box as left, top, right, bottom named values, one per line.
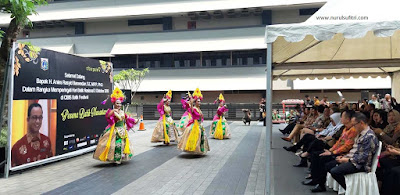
left=163, top=90, right=172, bottom=102
left=110, top=87, right=125, bottom=103
left=192, top=88, right=203, bottom=100
left=214, top=93, right=225, bottom=104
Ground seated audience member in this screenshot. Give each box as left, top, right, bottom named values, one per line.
left=320, top=95, right=329, bottom=106
left=370, top=110, right=388, bottom=129
left=300, top=106, right=331, bottom=138
left=361, top=98, right=369, bottom=108
left=378, top=145, right=400, bottom=195
left=272, top=109, right=281, bottom=121
left=351, top=103, right=359, bottom=111
left=284, top=107, right=343, bottom=167
left=308, top=112, right=378, bottom=192
left=284, top=107, right=341, bottom=153
left=280, top=107, right=309, bottom=135
left=314, top=96, right=320, bottom=106
left=372, top=110, right=400, bottom=147
left=301, top=110, right=357, bottom=185
left=392, top=97, right=400, bottom=112
left=305, top=95, right=314, bottom=107
left=360, top=104, right=366, bottom=112
left=369, top=94, right=382, bottom=109
left=339, top=98, right=350, bottom=111
left=365, top=104, right=376, bottom=123
left=281, top=106, right=318, bottom=143
left=381, top=94, right=392, bottom=112
left=286, top=110, right=296, bottom=123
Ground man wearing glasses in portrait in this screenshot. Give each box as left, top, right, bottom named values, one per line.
left=11, top=103, right=53, bottom=167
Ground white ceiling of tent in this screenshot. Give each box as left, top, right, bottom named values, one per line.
left=265, top=0, right=400, bottom=79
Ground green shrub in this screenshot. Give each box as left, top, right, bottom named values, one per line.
left=0, top=127, right=7, bottom=148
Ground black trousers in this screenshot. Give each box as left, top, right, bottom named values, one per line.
left=378, top=157, right=400, bottom=195
left=306, top=139, right=330, bottom=153
left=311, top=154, right=337, bottom=185
left=382, top=166, right=400, bottom=195
left=308, top=141, right=331, bottom=174
left=281, top=122, right=296, bottom=134
left=329, top=162, right=364, bottom=189
left=293, top=133, right=316, bottom=152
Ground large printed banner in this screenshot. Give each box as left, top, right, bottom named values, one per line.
left=10, top=43, right=113, bottom=170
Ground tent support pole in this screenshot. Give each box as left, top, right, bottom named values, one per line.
left=265, top=43, right=273, bottom=195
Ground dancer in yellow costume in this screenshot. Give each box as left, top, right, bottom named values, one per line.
left=151, top=90, right=179, bottom=145
left=177, top=93, right=192, bottom=134
left=93, top=88, right=137, bottom=164
left=178, top=88, right=210, bottom=154
left=210, top=93, right=231, bottom=139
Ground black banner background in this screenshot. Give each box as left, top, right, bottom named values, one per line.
left=13, top=44, right=112, bottom=157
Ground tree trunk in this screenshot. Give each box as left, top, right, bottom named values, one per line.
left=0, top=18, right=22, bottom=127
left=0, top=18, right=21, bottom=92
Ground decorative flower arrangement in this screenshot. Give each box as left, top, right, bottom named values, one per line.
left=14, top=43, right=41, bottom=76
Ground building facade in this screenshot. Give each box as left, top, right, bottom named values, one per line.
left=0, top=0, right=391, bottom=105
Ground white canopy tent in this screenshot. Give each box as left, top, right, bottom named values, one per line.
left=264, top=0, right=400, bottom=193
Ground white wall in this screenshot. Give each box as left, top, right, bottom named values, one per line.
left=19, top=8, right=313, bottom=39
left=0, top=0, right=325, bottom=26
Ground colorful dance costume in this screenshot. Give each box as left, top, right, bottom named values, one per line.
left=93, top=88, right=137, bottom=164
left=151, top=90, right=179, bottom=144
left=178, top=88, right=210, bottom=154
left=210, top=94, right=231, bottom=139
left=177, top=98, right=191, bottom=134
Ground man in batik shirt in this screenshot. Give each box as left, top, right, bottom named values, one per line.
left=11, top=103, right=52, bottom=167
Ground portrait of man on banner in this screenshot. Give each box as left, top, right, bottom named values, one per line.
left=11, top=99, right=57, bottom=167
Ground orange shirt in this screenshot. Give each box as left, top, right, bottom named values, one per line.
left=11, top=133, right=53, bottom=167
left=330, top=127, right=357, bottom=155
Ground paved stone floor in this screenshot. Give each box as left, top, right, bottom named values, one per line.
left=0, top=121, right=266, bottom=195
left=273, top=123, right=337, bottom=195
left=0, top=121, right=338, bottom=195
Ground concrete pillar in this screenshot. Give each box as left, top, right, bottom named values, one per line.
left=392, top=71, right=400, bottom=99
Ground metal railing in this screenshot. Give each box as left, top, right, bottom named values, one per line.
left=126, top=103, right=283, bottom=120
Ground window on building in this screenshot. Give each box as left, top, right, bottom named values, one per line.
left=138, top=54, right=163, bottom=68
left=173, top=52, right=201, bottom=68
left=202, top=51, right=230, bottom=67
left=232, top=49, right=266, bottom=66
left=111, top=55, right=136, bottom=69
left=160, top=54, right=174, bottom=68
left=232, top=51, right=247, bottom=66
